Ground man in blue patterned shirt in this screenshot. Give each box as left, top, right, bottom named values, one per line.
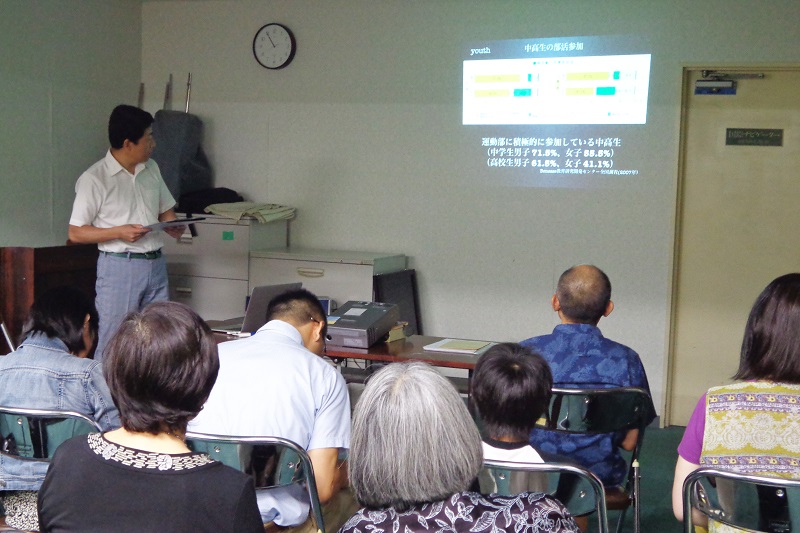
left=521, top=265, right=652, bottom=489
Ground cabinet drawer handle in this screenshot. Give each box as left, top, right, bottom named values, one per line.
left=177, top=235, right=194, bottom=244
left=296, top=268, right=325, bottom=278
left=174, top=287, right=192, bottom=295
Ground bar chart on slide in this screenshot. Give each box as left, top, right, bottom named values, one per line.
left=463, top=54, right=651, bottom=125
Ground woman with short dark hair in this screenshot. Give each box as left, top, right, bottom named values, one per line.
left=0, top=286, right=118, bottom=531
left=101, top=300, right=219, bottom=436
left=20, top=284, right=100, bottom=356
left=342, top=361, right=578, bottom=533
left=37, top=301, right=263, bottom=533
left=672, top=273, right=800, bottom=526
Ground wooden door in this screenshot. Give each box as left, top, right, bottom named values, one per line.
left=667, top=68, right=800, bottom=425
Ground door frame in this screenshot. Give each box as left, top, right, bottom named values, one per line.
left=665, top=64, right=800, bottom=426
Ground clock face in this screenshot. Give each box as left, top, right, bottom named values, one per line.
left=253, top=23, right=296, bottom=69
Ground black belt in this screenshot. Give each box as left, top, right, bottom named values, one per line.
left=101, top=249, right=162, bottom=260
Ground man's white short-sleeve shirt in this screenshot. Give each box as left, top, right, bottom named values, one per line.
left=69, top=150, right=175, bottom=253
left=190, top=319, right=350, bottom=450
left=189, top=320, right=350, bottom=526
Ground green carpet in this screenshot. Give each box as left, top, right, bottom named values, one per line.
left=588, top=426, right=685, bottom=533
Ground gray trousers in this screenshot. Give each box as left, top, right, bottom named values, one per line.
left=94, top=252, right=169, bottom=362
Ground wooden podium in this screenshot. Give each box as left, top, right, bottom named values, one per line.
left=0, top=244, right=98, bottom=354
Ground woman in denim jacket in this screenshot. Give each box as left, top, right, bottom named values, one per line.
left=0, top=286, right=119, bottom=531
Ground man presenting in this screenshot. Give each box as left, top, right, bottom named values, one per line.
left=521, top=264, right=653, bottom=490
left=68, top=105, right=183, bottom=360
left=190, top=288, right=353, bottom=532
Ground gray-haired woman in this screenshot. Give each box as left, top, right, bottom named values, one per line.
left=341, top=361, right=579, bottom=533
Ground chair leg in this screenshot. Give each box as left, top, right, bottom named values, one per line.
left=614, top=460, right=640, bottom=533
left=632, top=460, right=640, bottom=533
left=614, top=507, right=628, bottom=533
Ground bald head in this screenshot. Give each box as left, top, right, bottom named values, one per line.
left=554, top=265, right=612, bottom=325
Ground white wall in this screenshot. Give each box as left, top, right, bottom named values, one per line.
left=138, top=0, right=800, bottom=415
left=0, top=0, right=142, bottom=248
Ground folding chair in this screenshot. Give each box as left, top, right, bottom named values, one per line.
left=0, top=406, right=102, bottom=532
left=0, top=406, right=101, bottom=460
left=185, top=432, right=325, bottom=533
left=536, top=387, right=656, bottom=533
left=683, top=467, right=800, bottom=533
left=480, top=459, right=609, bottom=533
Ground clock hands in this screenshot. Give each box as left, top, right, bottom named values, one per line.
left=266, top=32, right=276, bottom=48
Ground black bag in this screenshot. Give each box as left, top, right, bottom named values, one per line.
left=177, top=187, right=244, bottom=215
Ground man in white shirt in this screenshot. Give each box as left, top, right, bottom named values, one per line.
left=190, top=288, right=353, bottom=532
left=68, top=105, right=183, bottom=360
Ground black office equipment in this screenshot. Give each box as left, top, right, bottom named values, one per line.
left=373, top=269, right=422, bottom=335
left=326, top=301, right=400, bottom=349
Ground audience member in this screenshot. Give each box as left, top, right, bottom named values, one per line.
left=189, top=288, right=353, bottom=532
left=472, top=342, right=552, bottom=464
left=37, top=301, right=263, bottom=533
left=0, top=286, right=119, bottom=531
left=341, top=361, right=579, bottom=533
left=672, top=273, right=800, bottom=527
left=472, top=343, right=600, bottom=531
left=521, top=264, right=653, bottom=490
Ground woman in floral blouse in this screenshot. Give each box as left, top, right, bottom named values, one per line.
left=672, top=273, right=800, bottom=532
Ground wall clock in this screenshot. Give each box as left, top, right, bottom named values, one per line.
left=253, top=23, right=296, bottom=69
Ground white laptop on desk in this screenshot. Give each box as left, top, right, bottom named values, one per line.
left=207, top=283, right=302, bottom=336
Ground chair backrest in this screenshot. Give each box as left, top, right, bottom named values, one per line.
left=540, top=387, right=655, bottom=435
left=185, top=432, right=325, bottom=532
left=538, top=387, right=654, bottom=485
left=480, top=460, right=609, bottom=533
left=0, top=406, right=102, bottom=460
left=683, top=467, right=800, bottom=533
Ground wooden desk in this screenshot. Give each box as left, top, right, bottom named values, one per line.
left=325, top=335, right=480, bottom=370
left=326, top=335, right=488, bottom=394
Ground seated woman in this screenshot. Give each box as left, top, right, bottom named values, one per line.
left=0, top=286, right=119, bottom=532
left=672, top=273, right=800, bottom=529
left=341, top=361, right=579, bottom=533
left=37, top=301, right=263, bottom=533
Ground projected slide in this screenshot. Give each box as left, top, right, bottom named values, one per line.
left=463, top=54, right=651, bottom=125
left=461, top=35, right=653, bottom=187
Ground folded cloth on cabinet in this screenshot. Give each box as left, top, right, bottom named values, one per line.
left=205, top=202, right=296, bottom=223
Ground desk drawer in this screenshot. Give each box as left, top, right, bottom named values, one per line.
left=249, top=257, right=375, bottom=305
left=164, top=223, right=250, bottom=280
left=169, top=275, right=248, bottom=321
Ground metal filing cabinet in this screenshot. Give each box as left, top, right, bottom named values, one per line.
left=249, top=247, right=406, bottom=309
left=162, top=214, right=288, bottom=320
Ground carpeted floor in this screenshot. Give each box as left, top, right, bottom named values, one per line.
left=588, top=426, right=685, bottom=533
